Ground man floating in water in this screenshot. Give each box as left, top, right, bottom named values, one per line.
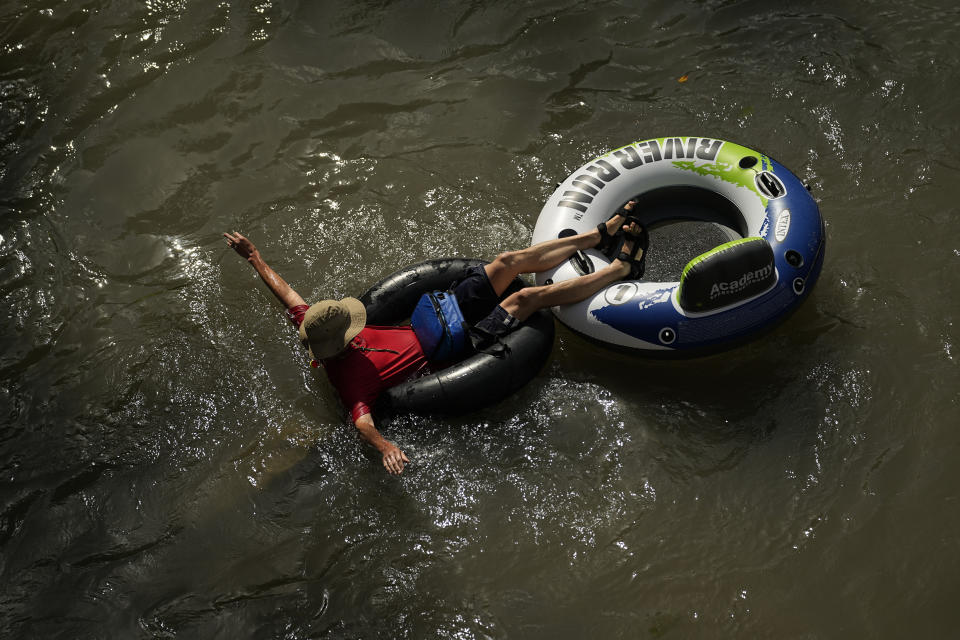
left=224, top=203, right=645, bottom=475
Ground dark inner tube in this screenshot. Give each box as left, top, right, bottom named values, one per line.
left=359, top=258, right=555, bottom=416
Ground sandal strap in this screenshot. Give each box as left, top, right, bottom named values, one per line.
left=624, top=216, right=649, bottom=251
left=595, top=220, right=622, bottom=257
left=596, top=222, right=611, bottom=241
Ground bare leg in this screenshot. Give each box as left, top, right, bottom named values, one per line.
left=500, top=262, right=628, bottom=321
left=500, top=222, right=643, bottom=322
left=484, top=208, right=631, bottom=296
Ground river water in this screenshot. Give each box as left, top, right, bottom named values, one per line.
left=2, top=1, right=958, bottom=638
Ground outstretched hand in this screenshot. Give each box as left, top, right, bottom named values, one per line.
left=223, top=231, right=259, bottom=262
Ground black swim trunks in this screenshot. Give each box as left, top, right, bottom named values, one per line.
left=451, top=265, right=522, bottom=353
left=471, top=303, right=520, bottom=337
left=451, top=265, right=501, bottom=324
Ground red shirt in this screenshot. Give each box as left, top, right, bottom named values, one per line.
left=287, top=304, right=428, bottom=421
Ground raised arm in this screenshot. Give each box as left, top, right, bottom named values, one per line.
left=354, top=413, right=409, bottom=475
left=224, top=231, right=306, bottom=309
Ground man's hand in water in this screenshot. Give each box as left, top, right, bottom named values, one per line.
left=354, top=413, right=409, bottom=475
left=382, top=442, right=410, bottom=475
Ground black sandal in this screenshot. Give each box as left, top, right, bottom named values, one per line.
left=594, top=203, right=635, bottom=257
left=595, top=220, right=621, bottom=258
left=617, top=216, right=649, bottom=280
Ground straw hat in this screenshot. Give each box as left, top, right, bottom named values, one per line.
left=298, top=298, right=367, bottom=360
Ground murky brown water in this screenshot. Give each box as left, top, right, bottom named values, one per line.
left=2, top=1, right=958, bottom=637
